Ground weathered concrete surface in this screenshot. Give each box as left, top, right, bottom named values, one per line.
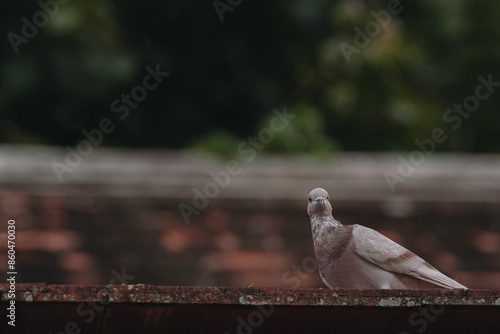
left=1, top=284, right=499, bottom=334
left=1, top=284, right=500, bottom=307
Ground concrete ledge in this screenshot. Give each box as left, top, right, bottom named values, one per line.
left=1, top=284, right=499, bottom=333
left=1, top=284, right=500, bottom=306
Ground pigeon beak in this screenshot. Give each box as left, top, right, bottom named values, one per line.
left=316, top=197, right=324, bottom=204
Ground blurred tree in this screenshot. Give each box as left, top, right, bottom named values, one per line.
left=0, top=0, right=499, bottom=154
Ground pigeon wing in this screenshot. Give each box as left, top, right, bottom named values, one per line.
left=352, top=225, right=466, bottom=289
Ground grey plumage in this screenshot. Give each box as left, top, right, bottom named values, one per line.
left=307, top=188, right=467, bottom=289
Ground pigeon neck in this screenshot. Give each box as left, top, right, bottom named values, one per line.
left=310, top=214, right=342, bottom=239
left=312, top=212, right=341, bottom=227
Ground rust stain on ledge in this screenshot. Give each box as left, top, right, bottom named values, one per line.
left=1, top=284, right=499, bottom=334
left=1, top=283, right=499, bottom=307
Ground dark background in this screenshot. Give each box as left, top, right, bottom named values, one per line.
left=2, top=0, right=500, bottom=154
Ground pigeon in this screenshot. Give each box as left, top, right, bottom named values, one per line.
left=307, top=188, right=467, bottom=289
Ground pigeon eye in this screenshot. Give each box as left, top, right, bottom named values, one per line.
left=327, top=196, right=329, bottom=200
left=308, top=197, right=312, bottom=203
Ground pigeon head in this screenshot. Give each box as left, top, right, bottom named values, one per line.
left=307, top=188, right=333, bottom=218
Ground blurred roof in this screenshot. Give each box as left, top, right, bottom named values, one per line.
left=1, top=284, right=499, bottom=334
left=2, top=145, right=500, bottom=203
left=1, top=146, right=499, bottom=289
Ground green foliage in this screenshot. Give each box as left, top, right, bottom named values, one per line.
left=260, top=105, right=338, bottom=154
left=1, top=0, right=499, bottom=153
